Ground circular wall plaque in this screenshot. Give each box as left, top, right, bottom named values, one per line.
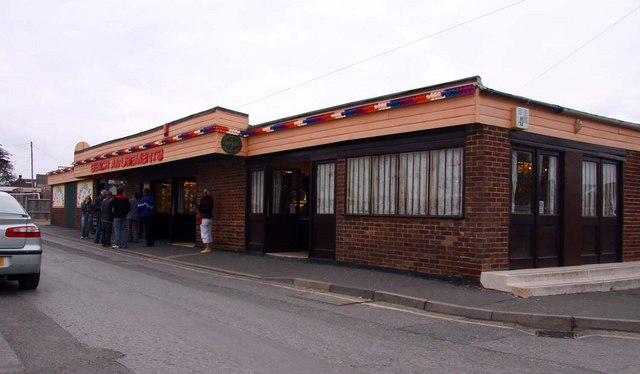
left=221, top=134, right=242, bottom=155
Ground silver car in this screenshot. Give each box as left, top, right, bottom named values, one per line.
left=0, top=191, right=42, bottom=289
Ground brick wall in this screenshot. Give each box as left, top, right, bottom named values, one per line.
left=51, top=207, right=65, bottom=227
left=335, top=125, right=511, bottom=280
left=197, top=156, right=246, bottom=251
left=623, top=150, right=640, bottom=261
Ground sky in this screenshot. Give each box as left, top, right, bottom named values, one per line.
left=1, top=0, right=639, bottom=180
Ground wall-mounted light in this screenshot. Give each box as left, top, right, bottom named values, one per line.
left=575, top=119, right=584, bottom=133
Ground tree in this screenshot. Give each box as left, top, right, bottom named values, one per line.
left=0, top=145, right=17, bottom=185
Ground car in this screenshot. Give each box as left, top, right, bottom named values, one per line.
left=0, top=191, right=41, bottom=289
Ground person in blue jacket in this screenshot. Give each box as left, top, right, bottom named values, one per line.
left=138, top=188, right=155, bottom=247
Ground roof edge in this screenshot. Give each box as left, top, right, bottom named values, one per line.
left=251, top=76, right=482, bottom=128
left=477, top=83, right=640, bottom=130
left=77, top=106, right=248, bottom=155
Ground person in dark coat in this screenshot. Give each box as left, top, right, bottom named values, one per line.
left=100, top=191, right=114, bottom=247
left=109, top=187, right=130, bottom=249
left=93, top=190, right=106, bottom=243
left=128, top=192, right=140, bottom=243
left=138, top=188, right=155, bottom=247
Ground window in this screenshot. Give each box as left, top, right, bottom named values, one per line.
left=176, top=181, right=196, bottom=214
left=346, top=148, right=463, bottom=216
left=316, top=163, right=335, bottom=214
left=430, top=148, right=463, bottom=216
left=582, top=161, right=597, bottom=217
left=347, top=157, right=371, bottom=214
left=399, top=152, right=428, bottom=215
left=511, top=151, right=533, bottom=214
left=602, top=163, right=617, bottom=217
left=538, top=155, right=558, bottom=215
left=251, top=170, right=264, bottom=214
left=155, top=180, right=171, bottom=215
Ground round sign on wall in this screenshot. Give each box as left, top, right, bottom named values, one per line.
left=221, top=134, right=243, bottom=155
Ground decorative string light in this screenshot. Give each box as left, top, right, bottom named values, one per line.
left=247, top=84, right=475, bottom=135
left=47, top=83, right=476, bottom=175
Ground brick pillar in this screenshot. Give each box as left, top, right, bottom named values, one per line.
left=197, top=157, right=246, bottom=251
left=464, top=124, right=511, bottom=274
left=623, top=150, right=640, bottom=261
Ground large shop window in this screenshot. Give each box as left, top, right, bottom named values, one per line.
left=346, top=148, right=463, bottom=216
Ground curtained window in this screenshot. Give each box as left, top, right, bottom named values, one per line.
left=346, top=148, right=463, bottom=216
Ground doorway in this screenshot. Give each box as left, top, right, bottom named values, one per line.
left=247, top=163, right=310, bottom=254
left=152, top=178, right=197, bottom=242
left=509, top=148, right=562, bottom=269
left=509, top=147, right=622, bottom=269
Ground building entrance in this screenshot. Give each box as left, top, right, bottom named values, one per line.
left=248, top=163, right=310, bottom=253
left=509, top=145, right=622, bottom=269
left=152, top=178, right=197, bottom=243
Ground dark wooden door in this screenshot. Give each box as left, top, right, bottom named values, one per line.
left=580, top=160, right=621, bottom=264
left=311, top=161, right=336, bottom=259
left=534, top=152, right=561, bottom=267
left=64, top=182, right=77, bottom=228
left=265, top=168, right=302, bottom=252
left=509, top=149, right=561, bottom=269
left=171, top=179, right=196, bottom=242
left=247, top=169, right=266, bottom=252
left=152, top=180, right=172, bottom=240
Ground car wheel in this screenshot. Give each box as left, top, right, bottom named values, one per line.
left=18, top=273, right=40, bottom=290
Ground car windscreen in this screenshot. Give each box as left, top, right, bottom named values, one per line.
left=0, top=194, right=28, bottom=215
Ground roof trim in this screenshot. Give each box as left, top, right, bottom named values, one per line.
left=252, top=76, right=482, bottom=129
left=77, top=106, right=248, bottom=154
left=477, top=83, right=640, bottom=130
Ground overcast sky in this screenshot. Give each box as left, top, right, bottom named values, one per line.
left=1, top=0, right=639, bottom=180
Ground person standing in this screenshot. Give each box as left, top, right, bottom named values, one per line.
left=93, top=190, right=106, bottom=244
left=109, top=187, right=130, bottom=249
left=128, top=191, right=140, bottom=243
left=138, top=188, right=155, bottom=247
left=80, top=195, right=92, bottom=239
left=197, top=188, right=214, bottom=253
left=100, top=191, right=114, bottom=247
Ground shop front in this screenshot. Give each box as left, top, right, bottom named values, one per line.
left=48, top=107, right=249, bottom=246
left=48, top=76, right=640, bottom=281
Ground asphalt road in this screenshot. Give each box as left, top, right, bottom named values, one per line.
left=1, top=238, right=639, bottom=373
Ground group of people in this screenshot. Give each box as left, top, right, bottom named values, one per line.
left=80, top=188, right=156, bottom=249
left=79, top=187, right=214, bottom=253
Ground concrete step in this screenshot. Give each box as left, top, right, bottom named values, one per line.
left=480, top=262, right=640, bottom=297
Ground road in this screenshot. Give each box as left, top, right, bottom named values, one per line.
left=1, top=237, right=639, bottom=373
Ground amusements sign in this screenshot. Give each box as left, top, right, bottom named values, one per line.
left=90, top=149, right=164, bottom=173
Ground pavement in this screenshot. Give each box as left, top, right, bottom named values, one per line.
left=38, top=223, right=640, bottom=335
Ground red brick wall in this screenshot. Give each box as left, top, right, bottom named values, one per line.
left=335, top=125, right=511, bottom=280
left=623, top=150, right=640, bottom=261
left=197, top=156, right=246, bottom=251
left=51, top=207, right=65, bottom=227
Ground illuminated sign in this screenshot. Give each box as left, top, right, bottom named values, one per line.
left=90, top=149, right=164, bottom=173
